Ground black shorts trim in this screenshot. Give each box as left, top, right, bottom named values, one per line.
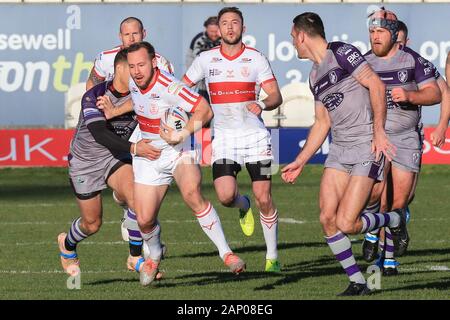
left=106, top=159, right=132, bottom=183
left=212, top=159, right=272, bottom=182
left=69, top=178, right=101, bottom=200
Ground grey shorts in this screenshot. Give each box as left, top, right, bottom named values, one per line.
left=388, top=130, right=422, bottom=173
left=68, top=153, right=130, bottom=197
left=324, top=142, right=385, bottom=181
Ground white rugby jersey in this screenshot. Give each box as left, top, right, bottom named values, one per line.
left=129, top=69, right=202, bottom=150
left=183, top=45, right=276, bottom=133
left=93, top=45, right=174, bottom=81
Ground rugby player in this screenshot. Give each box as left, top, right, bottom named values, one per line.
left=126, top=41, right=246, bottom=286
left=57, top=50, right=162, bottom=276
left=86, top=17, right=174, bottom=266
left=361, top=12, right=443, bottom=273
left=183, top=7, right=283, bottom=272
left=282, top=12, right=404, bottom=296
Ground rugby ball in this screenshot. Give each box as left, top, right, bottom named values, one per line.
left=163, top=106, right=189, bottom=132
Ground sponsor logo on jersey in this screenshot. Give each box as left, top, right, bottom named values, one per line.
left=418, top=57, right=426, bottom=65
left=347, top=51, right=364, bottom=67
left=226, top=70, right=234, bottom=78
left=240, top=58, right=252, bottom=63
left=210, top=57, right=222, bottom=63
left=209, top=69, right=222, bottom=77
left=398, top=70, right=408, bottom=83
left=150, top=93, right=161, bottom=100
left=131, top=87, right=139, bottom=93
left=150, top=103, right=159, bottom=115
left=413, top=152, right=421, bottom=164
left=329, top=71, right=338, bottom=84
left=241, top=67, right=250, bottom=78
left=322, top=92, right=344, bottom=112
left=336, top=44, right=354, bottom=56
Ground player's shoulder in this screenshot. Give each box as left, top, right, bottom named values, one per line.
left=84, top=82, right=107, bottom=99
left=400, top=45, right=428, bottom=64
left=328, top=41, right=361, bottom=56
left=198, top=45, right=221, bottom=59
left=99, top=45, right=122, bottom=56
left=244, top=45, right=269, bottom=60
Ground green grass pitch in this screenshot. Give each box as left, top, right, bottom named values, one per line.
left=0, top=165, right=449, bottom=299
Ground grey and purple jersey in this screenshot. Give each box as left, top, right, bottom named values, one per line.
left=309, top=42, right=373, bottom=147
left=364, top=45, right=436, bottom=135
left=69, top=81, right=136, bottom=161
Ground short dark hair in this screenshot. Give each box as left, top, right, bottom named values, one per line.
left=126, top=41, right=155, bottom=61
left=218, top=7, right=244, bottom=26
left=204, top=16, right=218, bottom=28
left=113, top=49, right=128, bottom=70
left=292, top=12, right=326, bottom=39
left=120, top=17, right=144, bottom=33
left=397, top=20, right=408, bottom=39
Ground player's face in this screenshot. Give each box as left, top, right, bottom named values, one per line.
left=291, top=26, right=305, bottom=59
left=370, top=27, right=394, bottom=57
left=218, top=12, right=243, bottom=45
left=128, top=48, right=156, bottom=89
left=120, top=21, right=145, bottom=48
left=206, top=24, right=220, bottom=42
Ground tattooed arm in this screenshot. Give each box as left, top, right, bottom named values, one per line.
left=86, top=67, right=105, bottom=91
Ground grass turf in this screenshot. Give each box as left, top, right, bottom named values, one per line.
left=0, top=165, right=449, bottom=299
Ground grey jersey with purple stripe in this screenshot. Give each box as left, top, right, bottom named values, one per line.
left=69, top=81, right=136, bottom=162
left=309, top=42, right=373, bottom=146
left=364, top=45, right=436, bottom=135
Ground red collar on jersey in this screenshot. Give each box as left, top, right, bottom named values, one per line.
left=220, top=43, right=246, bottom=61
left=139, top=68, right=160, bottom=95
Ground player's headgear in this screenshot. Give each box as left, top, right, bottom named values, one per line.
left=368, top=7, right=399, bottom=43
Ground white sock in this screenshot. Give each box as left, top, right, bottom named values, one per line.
left=260, top=210, right=279, bottom=260
left=141, top=222, right=162, bottom=261
left=233, top=194, right=250, bottom=211
left=195, top=203, right=231, bottom=259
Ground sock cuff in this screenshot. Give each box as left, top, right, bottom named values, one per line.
left=325, top=231, right=345, bottom=244
left=127, top=209, right=137, bottom=220
left=195, top=202, right=212, bottom=218
left=260, top=210, right=278, bottom=223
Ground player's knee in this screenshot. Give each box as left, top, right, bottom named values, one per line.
left=137, top=216, right=156, bottom=233
left=336, top=217, right=358, bottom=234
left=217, top=192, right=236, bottom=207
left=182, top=186, right=201, bottom=204
left=319, top=212, right=336, bottom=229
left=82, top=218, right=102, bottom=235
left=254, top=194, right=272, bottom=212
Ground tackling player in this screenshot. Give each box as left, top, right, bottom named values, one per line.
left=183, top=7, right=283, bottom=272
left=57, top=50, right=161, bottom=276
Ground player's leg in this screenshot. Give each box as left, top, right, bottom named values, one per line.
left=58, top=189, right=102, bottom=275
left=320, top=168, right=371, bottom=295
left=174, top=158, right=245, bottom=274
left=389, top=164, right=415, bottom=257
left=362, top=162, right=390, bottom=262
left=246, top=160, right=280, bottom=272
left=213, top=159, right=253, bottom=236
left=106, top=162, right=146, bottom=272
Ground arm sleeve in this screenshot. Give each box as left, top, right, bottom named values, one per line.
left=256, top=53, right=276, bottom=86
left=184, top=55, right=204, bottom=86
left=413, top=55, right=438, bottom=88
left=93, top=52, right=107, bottom=79
left=165, top=80, right=202, bottom=113
left=87, top=121, right=132, bottom=154
left=332, top=42, right=368, bottom=76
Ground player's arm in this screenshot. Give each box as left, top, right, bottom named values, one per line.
left=86, top=67, right=105, bottom=91
left=446, top=52, right=450, bottom=86
left=247, top=80, right=283, bottom=115
left=353, top=64, right=396, bottom=161
left=182, top=55, right=204, bottom=88
left=96, top=96, right=133, bottom=120
left=431, top=77, right=450, bottom=147
left=391, top=80, right=441, bottom=106
left=160, top=97, right=213, bottom=145
left=281, top=102, right=330, bottom=184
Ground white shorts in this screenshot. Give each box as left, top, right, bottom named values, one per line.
left=129, top=126, right=142, bottom=144
left=211, top=129, right=273, bottom=165
left=133, top=148, right=197, bottom=186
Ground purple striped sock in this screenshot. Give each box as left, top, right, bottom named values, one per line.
left=326, top=231, right=365, bottom=284
left=66, top=217, right=88, bottom=250
left=126, top=209, right=143, bottom=256
left=360, top=212, right=392, bottom=234
left=384, top=227, right=395, bottom=259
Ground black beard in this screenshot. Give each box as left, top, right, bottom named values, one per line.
left=222, top=34, right=242, bottom=46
